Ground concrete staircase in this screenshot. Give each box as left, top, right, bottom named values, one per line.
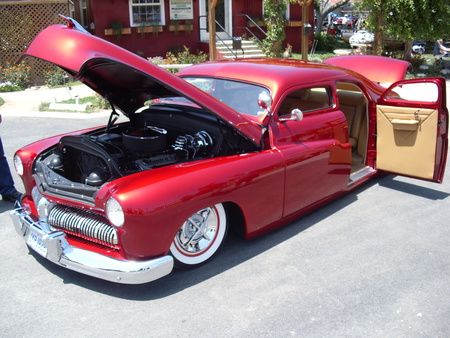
left=216, top=40, right=266, bottom=59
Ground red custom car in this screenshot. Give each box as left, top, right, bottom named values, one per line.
left=11, top=19, right=448, bottom=284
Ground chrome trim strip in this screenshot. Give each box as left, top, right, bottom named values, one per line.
left=349, top=166, right=376, bottom=185
left=10, top=201, right=173, bottom=284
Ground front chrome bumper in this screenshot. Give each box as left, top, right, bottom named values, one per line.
left=10, top=200, right=173, bottom=284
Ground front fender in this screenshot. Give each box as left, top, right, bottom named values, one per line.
left=99, top=150, right=285, bottom=259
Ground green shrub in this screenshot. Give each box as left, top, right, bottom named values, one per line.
left=93, top=93, right=110, bottom=109
left=167, top=46, right=207, bottom=63
left=0, top=62, right=31, bottom=90
left=44, top=67, right=67, bottom=87
left=149, top=46, right=207, bottom=73
left=409, top=54, right=426, bottom=71
left=39, top=101, right=50, bottom=111
left=0, top=82, right=22, bottom=92
left=315, top=34, right=338, bottom=53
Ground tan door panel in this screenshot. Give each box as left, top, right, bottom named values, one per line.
left=376, top=105, right=438, bottom=180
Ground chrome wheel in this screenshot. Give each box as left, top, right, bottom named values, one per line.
left=170, top=204, right=227, bottom=269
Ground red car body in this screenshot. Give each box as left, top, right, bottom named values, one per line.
left=10, top=20, right=448, bottom=284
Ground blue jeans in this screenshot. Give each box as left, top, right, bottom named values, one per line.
left=0, top=136, right=16, bottom=196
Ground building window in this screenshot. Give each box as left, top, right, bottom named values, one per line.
left=129, top=0, right=165, bottom=27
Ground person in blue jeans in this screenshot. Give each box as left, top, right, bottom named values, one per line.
left=0, top=114, right=21, bottom=203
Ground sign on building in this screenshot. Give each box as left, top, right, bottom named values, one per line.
left=169, top=0, right=193, bottom=20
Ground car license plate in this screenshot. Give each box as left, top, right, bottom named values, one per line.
left=27, top=231, right=47, bottom=257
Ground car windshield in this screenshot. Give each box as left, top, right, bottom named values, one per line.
left=181, top=77, right=268, bottom=116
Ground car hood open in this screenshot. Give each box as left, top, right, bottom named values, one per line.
left=20, top=23, right=262, bottom=146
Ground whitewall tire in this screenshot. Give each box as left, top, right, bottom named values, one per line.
left=170, top=203, right=228, bottom=269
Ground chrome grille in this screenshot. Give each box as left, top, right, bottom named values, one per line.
left=48, top=204, right=118, bottom=249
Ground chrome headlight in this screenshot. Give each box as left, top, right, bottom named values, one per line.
left=106, top=197, right=124, bottom=227
left=14, top=154, right=23, bottom=176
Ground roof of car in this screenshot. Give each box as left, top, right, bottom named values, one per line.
left=177, top=58, right=356, bottom=95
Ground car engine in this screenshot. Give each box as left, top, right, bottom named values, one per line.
left=32, top=105, right=259, bottom=202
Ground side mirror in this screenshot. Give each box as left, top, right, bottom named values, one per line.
left=258, top=91, right=273, bottom=112
left=279, top=108, right=303, bottom=122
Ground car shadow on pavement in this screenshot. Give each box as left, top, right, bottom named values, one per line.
left=378, top=175, right=449, bottom=200
left=25, top=177, right=380, bottom=299
left=24, top=174, right=448, bottom=299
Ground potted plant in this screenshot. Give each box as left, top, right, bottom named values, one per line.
left=104, top=21, right=131, bottom=40
left=184, top=20, right=193, bottom=34
left=136, top=23, right=163, bottom=37
left=169, top=20, right=193, bottom=35
left=247, top=17, right=266, bottom=28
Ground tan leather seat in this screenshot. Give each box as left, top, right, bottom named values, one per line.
left=279, top=89, right=329, bottom=116
left=337, top=91, right=367, bottom=148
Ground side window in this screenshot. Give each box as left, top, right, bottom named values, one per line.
left=278, top=87, right=332, bottom=116
left=129, top=0, right=165, bottom=27
left=384, top=82, right=438, bottom=103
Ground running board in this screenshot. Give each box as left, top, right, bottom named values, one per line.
left=349, top=166, right=376, bottom=185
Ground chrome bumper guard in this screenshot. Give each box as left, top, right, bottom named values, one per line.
left=10, top=201, right=173, bottom=284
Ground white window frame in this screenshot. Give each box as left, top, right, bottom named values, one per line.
left=129, top=0, right=166, bottom=27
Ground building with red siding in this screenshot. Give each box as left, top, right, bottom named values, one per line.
left=70, top=0, right=314, bottom=59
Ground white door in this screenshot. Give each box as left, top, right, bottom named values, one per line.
left=199, top=0, right=232, bottom=41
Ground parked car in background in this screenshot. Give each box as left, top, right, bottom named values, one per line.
left=349, top=30, right=374, bottom=45
left=336, top=15, right=352, bottom=28
left=10, top=19, right=448, bottom=284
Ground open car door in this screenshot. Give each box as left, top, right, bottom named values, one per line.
left=376, top=78, right=448, bottom=183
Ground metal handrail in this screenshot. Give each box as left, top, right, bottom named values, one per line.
left=198, top=15, right=244, bottom=58
left=233, top=14, right=267, bottom=45
left=214, top=19, right=244, bottom=58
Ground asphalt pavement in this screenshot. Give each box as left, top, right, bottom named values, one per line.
left=0, top=84, right=449, bottom=337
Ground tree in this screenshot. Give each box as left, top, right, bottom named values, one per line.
left=357, top=0, right=450, bottom=60
left=262, top=0, right=315, bottom=58
left=314, top=0, right=351, bottom=37
left=262, top=0, right=287, bottom=57
left=355, top=0, right=385, bottom=56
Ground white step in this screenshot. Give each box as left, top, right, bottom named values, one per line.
left=216, top=40, right=266, bottom=59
